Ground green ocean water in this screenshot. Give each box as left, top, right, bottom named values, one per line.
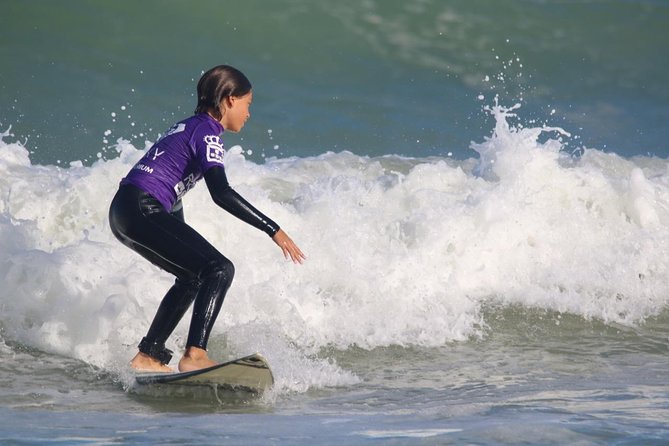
left=1, top=0, right=668, bottom=165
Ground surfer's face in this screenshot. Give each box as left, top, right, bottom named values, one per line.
left=219, top=90, right=252, bottom=133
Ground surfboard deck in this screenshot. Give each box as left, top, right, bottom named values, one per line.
left=134, top=353, right=273, bottom=393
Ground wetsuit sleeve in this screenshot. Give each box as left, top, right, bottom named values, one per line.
left=204, top=166, right=280, bottom=237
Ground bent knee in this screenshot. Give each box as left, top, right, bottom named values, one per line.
left=199, top=257, right=235, bottom=282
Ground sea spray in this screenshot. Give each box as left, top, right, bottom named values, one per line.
left=1, top=105, right=668, bottom=392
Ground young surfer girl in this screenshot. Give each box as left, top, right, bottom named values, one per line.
left=109, top=65, right=305, bottom=372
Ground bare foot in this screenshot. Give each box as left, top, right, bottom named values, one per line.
left=130, top=352, right=173, bottom=373
left=178, top=347, right=218, bottom=372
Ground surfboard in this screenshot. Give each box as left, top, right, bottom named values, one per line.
left=134, top=353, right=274, bottom=393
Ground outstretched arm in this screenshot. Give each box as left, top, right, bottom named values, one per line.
left=204, top=166, right=279, bottom=236
left=204, top=166, right=305, bottom=263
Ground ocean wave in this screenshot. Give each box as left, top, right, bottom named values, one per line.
left=1, top=103, right=668, bottom=391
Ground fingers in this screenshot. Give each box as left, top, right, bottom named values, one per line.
left=285, top=241, right=306, bottom=264
left=280, top=238, right=305, bottom=264
left=273, top=229, right=306, bottom=264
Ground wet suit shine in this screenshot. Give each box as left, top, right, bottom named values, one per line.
left=109, top=113, right=278, bottom=365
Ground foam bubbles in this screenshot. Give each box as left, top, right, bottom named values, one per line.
left=1, top=109, right=668, bottom=392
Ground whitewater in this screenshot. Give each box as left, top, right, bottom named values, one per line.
left=1, top=103, right=668, bottom=398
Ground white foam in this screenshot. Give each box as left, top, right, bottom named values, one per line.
left=1, top=104, right=668, bottom=391
left=356, top=428, right=462, bottom=439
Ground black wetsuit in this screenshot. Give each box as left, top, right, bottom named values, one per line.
left=108, top=115, right=278, bottom=364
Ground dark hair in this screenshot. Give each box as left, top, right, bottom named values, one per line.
left=194, top=65, right=252, bottom=119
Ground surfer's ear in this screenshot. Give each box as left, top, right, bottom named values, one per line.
left=216, top=96, right=231, bottom=117
left=222, top=95, right=235, bottom=110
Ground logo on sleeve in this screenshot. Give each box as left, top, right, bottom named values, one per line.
left=204, top=135, right=225, bottom=165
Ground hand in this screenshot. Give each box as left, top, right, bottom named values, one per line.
left=272, top=229, right=306, bottom=264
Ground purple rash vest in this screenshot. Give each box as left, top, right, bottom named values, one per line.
left=121, top=114, right=225, bottom=212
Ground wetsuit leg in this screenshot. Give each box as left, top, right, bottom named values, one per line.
left=109, top=184, right=234, bottom=362
left=138, top=277, right=199, bottom=360
left=187, top=259, right=235, bottom=349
